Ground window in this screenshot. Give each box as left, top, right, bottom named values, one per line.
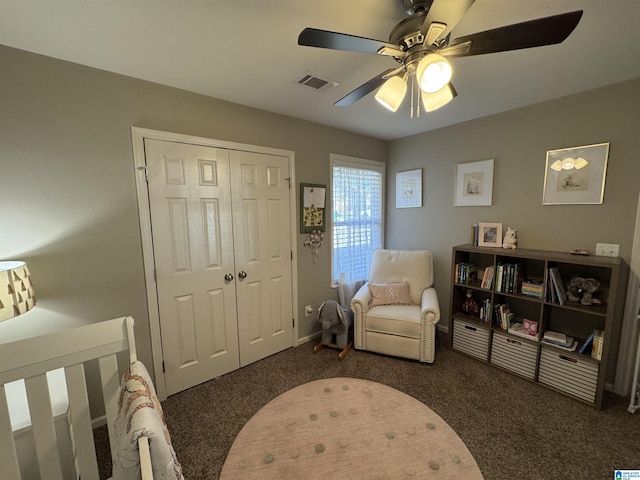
left=331, top=154, right=385, bottom=285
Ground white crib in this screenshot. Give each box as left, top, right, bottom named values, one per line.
left=0, top=317, right=157, bottom=480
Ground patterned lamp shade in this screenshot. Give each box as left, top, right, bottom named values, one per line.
left=0, top=261, right=36, bottom=322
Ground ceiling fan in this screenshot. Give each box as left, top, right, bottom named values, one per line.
left=298, top=0, right=583, bottom=115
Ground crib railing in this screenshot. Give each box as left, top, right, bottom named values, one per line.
left=0, top=316, right=154, bottom=480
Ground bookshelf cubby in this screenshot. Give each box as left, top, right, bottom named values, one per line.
left=449, top=244, right=628, bottom=409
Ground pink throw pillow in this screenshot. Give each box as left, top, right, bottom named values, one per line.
left=368, top=282, right=414, bottom=307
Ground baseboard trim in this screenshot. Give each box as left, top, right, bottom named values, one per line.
left=92, top=414, right=106, bottom=429
left=297, top=330, right=321, bottom=346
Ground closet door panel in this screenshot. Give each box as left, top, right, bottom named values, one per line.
left=231, top=150, right=294, bottom=366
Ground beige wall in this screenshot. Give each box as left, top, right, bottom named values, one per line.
left=386, top=76, right=640, bottom=334
left=2, top=42, right=639, bottom=414
left=0, top=45, right=386, bottom=414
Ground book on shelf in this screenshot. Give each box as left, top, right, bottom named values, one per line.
left=494, top=262, right=524, bottom=294
left=542, top=330, right=573, bottom=347
left=521, top=281, right=543, bottom=298
left=591, top=330, right=604, bottom=360
left=481, top=266, right=495, bottom=289
left=548, top=267, right=568, bottom=305
left=455, top=262, right=477, bottom=285
left=544, top=268, right=557, bottom=303
left=542, top=338, right=578, bottom=352
left=579, top=329, right=598, bottom=354
left=479, top=297, right=492, bottom=323
left=494, top=303, right=514, bottom=330
left=522, top=318, right=538, bottom=336
left=471, top=224, right=479, bottom=246
left=508, top=322, right=539, bottom=340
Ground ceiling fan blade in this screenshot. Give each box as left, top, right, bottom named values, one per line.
left=298, top=28, right=404, bottom=56
left=420, top=0, right=476, bottom=46
left=334, top=69, right=397, bottom=107
left=439, top=10, right=583, bottom=58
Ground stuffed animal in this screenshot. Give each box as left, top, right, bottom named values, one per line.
left=502, top=227, right=517, bottom=249
left=566, top=276, right=602, bottom=306
left=461, top=289, right=480, bottom=315
left=317, top=300, right=352, bottom=348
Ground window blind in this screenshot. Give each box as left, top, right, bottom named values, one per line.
left=331, top=157, right=384, bottom=285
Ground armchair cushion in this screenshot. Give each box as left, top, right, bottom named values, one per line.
left=365, top=305, right=422, bottom=338
left=368, top=282, right=415, bottom=307
left=368, top=250, right=433, bottom=305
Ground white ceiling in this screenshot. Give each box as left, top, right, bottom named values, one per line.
left=2, top=0, right=640, bottom=140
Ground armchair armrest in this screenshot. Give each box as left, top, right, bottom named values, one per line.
left=350, top=283, right=371, bottom=350
left=350, top=283, right=371, bottom=314
left=420, top=287, right=441, bottom=326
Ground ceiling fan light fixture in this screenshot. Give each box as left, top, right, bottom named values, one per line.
left=421, top=83, right=457, bottom=112
left=416, top=54, right=452, bottom=93
left=550, top=160, right=563, bottom=171
left=375, top=75, right=407, bottom=112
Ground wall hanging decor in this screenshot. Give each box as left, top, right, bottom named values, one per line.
left=542, top=142, right=609, bottom=205
left=455, top=159, right=494, bottom=207
left=304, top=229, right=324, bottom=262
left=396, top=168, right=422, bottom=208
left=300, top=183, right=326, bottom=233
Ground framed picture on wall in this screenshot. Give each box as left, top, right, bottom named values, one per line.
left=396, top=168, right=422, bottom=208
left=455, top=159, right=494, bottom=207
left=478, top=222, right=502, bottom=247
left=542, top=142, right=610, bottom=205
left=300, top=183, right=326, bottom=233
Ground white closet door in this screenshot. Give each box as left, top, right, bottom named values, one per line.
left=145, top=139, right=240, bottom=396
left=230, top=150, right=294, bottom=366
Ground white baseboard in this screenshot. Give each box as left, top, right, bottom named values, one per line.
left=296, top=330, right=321, bottom=346
left=92, top=414, right=107, bottom=429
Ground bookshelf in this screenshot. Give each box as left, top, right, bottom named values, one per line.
left=449, top=244, right=628, bottom=409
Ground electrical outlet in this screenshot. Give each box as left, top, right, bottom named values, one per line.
left=304, top=305, right=314, bottom=317
left=595, top=243, right=619, bottom=257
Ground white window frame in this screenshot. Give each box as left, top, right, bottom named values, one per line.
left=330, top=153, right=385, bottom=287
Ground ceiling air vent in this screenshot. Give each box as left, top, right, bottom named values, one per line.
left=295, top=72, right=338, bottom=93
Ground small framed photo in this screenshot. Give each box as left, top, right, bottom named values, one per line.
left=542, top=142, right=609, bottom=205
left=455, top=159, right=494, bottom=207
left=396, top=168, right=422, bottom=208
left=478, top=222, right=502, bottom=247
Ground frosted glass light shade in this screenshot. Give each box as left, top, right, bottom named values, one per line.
left=375, top=76, right=407, bottom=112
left=0, top=261, right=36, bottom=322
left=421, top=83, right=456, bottom=112
left=416, top=54, right=452, bottom=93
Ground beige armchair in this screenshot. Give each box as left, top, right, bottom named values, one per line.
left=350, top=249, right=440, bottom=363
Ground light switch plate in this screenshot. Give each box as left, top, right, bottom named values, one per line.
left=595, top=243, right=619, bottom=257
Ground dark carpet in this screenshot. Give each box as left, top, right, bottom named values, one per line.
left=95, top=337, right=640, bottom=479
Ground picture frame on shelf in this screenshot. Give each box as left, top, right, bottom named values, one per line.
left=542, top=142, right=610, bottom=205
left=478, top=222, right=502, bottom=247
left=396, top=168, right=422, bottom=208
left=455, top=159, right=494, bottom=207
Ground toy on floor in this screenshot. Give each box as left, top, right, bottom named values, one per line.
left=313, top=300, right=353, bottom=359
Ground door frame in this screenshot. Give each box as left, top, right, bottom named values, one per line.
left=131, top=127, right=299, bottom=400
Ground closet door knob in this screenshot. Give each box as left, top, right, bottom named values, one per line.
left=238, top=271, right=247, bottom=279
left=224, top=273, right=234, bottom=281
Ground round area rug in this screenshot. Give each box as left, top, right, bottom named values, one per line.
left=220, top=377, right=483, bottom=479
